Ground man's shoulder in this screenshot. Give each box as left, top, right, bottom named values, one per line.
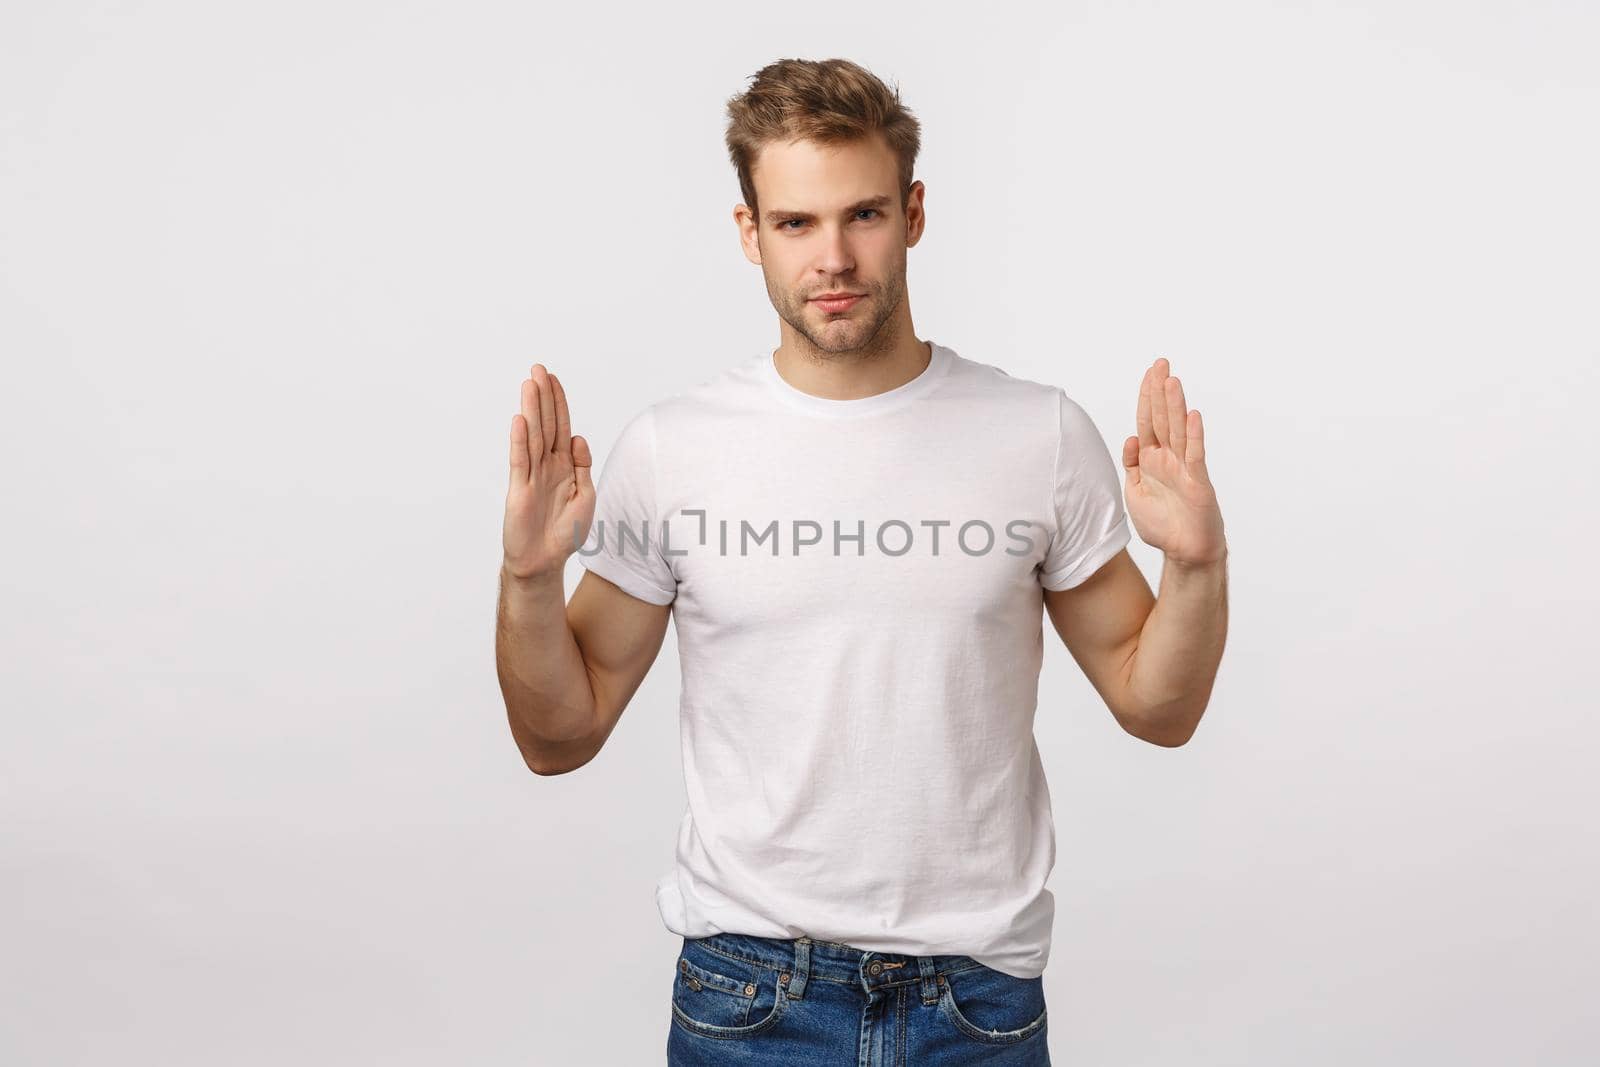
left=938, top=347, right=1070, bottom=430
left=649, top=352, right=768, bottom=420
left=596, top=353, right=770, bottom=470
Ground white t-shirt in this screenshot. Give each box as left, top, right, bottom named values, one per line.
left=578, top=340, right=1131, bottom=979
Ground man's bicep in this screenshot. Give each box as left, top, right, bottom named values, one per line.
left=1042, top=548, right=1155, bottom=729
left=566, top=569, right=673, bottom=752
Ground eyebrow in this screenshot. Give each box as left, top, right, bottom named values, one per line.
left=765, top=195, right=893, bottom=224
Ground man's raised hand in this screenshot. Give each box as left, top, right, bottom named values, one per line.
left=1120, top=356, right=1226, bottom=568
left=503, top=363, right=596, bottom=581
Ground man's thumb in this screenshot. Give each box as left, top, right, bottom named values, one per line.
left=571, top=434, right=595, bottom=495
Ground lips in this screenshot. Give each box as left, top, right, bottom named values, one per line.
left=811, top=292, right=865, bottom=312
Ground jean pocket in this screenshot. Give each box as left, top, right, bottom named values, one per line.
left=669, top=941, right=787, bottom=1039
left=937, top=962, right=1048, bottom=1046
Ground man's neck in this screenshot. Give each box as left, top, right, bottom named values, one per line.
left=772, top=336, right=933, bottom=402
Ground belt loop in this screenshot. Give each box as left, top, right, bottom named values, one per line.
left=786, top=937, right=811, bottom=1000
left=917, top=954, right=940, bottom=1006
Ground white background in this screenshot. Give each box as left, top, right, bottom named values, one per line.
left=3, top=1, right=1596, bottom=1063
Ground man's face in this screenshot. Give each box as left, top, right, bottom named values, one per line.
left=738, top=134, right=924, bottom=357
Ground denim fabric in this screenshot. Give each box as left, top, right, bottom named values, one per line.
left=666, top=932, right=1049, bottom=1065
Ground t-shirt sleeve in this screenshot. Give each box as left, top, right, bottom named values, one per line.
left=1038, top=389, right=1132, bottom=591
left=577, top=406, right=678, bottom=605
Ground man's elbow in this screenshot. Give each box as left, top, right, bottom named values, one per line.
left=1133, top=722, right=1197, bottom=748
left=1121, top=699, right=1208, bottom=748
left=521, top=744, right=594, bottom=776
left=524, top=749, right=574, bottom=775
left=510, top=716, right=602, bottom=776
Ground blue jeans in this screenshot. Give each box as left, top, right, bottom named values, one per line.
left=666, top=932, right=1050, bottom=1065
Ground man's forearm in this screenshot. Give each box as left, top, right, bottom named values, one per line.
left=1123, top=550, right=1229, bottom=746
left=495, top=565, right=598, bottom=752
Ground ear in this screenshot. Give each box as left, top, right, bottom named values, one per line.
left=903, top=180, right=927, bottom=249
left=733, top=203, right=762, bottom=266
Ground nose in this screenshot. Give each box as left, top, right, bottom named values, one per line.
left=814, top=224, right=854, bottom=276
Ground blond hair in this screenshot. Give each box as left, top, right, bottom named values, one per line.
left=724, top=58, right=922, bottom=223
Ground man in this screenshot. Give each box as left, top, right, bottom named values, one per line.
left=495, top=57, right=1228, bottom=1066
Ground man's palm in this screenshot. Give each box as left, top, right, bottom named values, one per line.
left=1119, top=357, right=1226, bottom=567
left=504, top=364, right=595, bottom=580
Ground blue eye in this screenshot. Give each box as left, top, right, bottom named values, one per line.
left=776, top=209, right=880, bottom=231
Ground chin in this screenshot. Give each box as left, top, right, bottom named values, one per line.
left=810, top=332, right=869, bottom=355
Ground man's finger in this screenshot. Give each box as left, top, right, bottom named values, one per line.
left=509, top=413, right=531, bottom=486
left=572, top=433, right=594, bottom=496
left=1136, top=364, right=1156, bottom=449
left=533, top=363, right=557, bottom=454
left=1187, top=409, right=1207, bottom=473
left=1150, top=358, right=1170, bottom=448
left=551, top=372, right=572, bottom=456
left=520, top=377, right=543, bottom=465
left=1165, top=375, right=1186, bottom=461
